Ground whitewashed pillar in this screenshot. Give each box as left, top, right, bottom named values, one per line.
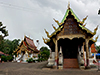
left=85, top=39, right=90, bottom=68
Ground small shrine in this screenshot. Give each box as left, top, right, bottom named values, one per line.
left=43, top=3, right=99, bottom=69
left=13, top=36, right=39, bottom=62
left=91, top=44, right=97, bottom=62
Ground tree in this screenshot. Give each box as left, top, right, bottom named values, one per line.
left=96, top=45, right=100, bottom=53
left=0, top=39, right=20, bottom=55
left=0, top=22, right=8, bottom=39
left=39, top=46, right=50, bottom=60
left=40, top=46, right=50, bottom=52
left=0, top=22, right=8, bottom=53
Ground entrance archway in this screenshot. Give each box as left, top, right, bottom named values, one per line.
left=58, top=38, right=85, bottom=68
left=58, top=38, right=79, bottom=59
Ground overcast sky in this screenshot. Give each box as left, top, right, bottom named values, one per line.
left=0, top=0, right=100, bottom=49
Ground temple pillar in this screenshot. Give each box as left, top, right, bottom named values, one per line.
left=85, top=39, right=90, bottom=69
left=82, top=42, right=86, bottom=66
left=55, top=39, right=58, bottom=68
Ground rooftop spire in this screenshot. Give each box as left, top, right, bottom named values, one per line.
left=68, top=1, right=70, bottom=9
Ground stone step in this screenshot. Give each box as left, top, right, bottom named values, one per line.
left=63, top=59, right=79, bottom=69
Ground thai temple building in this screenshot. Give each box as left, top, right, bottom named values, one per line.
left=43, top=3, right=99, bottom=69
left=13, top=36, right=39, bottom=62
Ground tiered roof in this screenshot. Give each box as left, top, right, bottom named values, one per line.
left=14, top=36, right=39, bottom=53
left=43, top=3, right=98, bottom=44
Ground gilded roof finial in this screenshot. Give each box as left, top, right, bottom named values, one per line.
left=42, top=37, right=49, bottom=43
left=95, top=35, right=99, bottom=42
left=44, top=29, right=51, bottom=38
left=94, top=25, right=99, bottom=31
left=93, top=25, right=99, bottom=35
left=52, top=24, right=57, bottom=31
left=53, top=18, right=62, bottom=25
left=68, top=1, right=70, bottom=9
left=83, top=23, right=87, bottom=27
left=42, top=37, right=46, bottom=43
left=80, top=15, right=88, bottom=24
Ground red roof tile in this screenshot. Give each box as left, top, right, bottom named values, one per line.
left=25, top=36, right=37, bottom=48
left=0, top=51, right=9, bottom=56
left=0, top=51, right=5, bottom=55
left=91, top=44, right=97, bottom=53
left=24, top=36, right=39, bottom=52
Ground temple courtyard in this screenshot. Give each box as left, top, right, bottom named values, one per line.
left=0, top=61, right=100, bottom=75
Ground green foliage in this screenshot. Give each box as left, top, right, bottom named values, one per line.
left=0, top=22, right=8, bottom=38
left=1, top=56, right=7, bottom=62
left=40, top=46, right=49, bottom=52
left=1, top=55, right=13, bottom=62
left=0, top=39, right=20, bottom=55
left=26, top=58, right=33, bottom=63
left=39, top=46, right=50, bottom=61
left=96, top=45, right=100, bottom=53
left=7, top=55, right=13, bottom=61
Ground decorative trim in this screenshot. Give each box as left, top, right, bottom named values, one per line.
left=57, top=34, right=85, bottom=40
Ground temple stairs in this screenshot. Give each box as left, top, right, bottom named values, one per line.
left=63, top=59, right=79, bottom=69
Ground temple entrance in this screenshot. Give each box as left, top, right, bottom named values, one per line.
left=58, top=38, right=80, bottom=68
left=58, top=38, right=79, bottom=59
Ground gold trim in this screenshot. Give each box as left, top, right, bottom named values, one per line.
left=57, top=34, right=85, bottom=40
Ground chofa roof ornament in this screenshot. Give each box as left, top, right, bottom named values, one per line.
left=80, top=15, right=88, bottom=24
left=44, top=29, right=51, bottom=38
left=93, top=25, right=99, bottom=35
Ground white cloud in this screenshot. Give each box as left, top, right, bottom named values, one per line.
left=0, top=0, right=100, bottom=49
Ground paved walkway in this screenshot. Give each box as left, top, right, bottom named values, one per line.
left=0, top=61, right=100, bottom=75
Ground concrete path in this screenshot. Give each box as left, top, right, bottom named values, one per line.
left=0, top=61, right=100, bottom=75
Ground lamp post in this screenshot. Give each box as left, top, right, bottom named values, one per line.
left=98, top=9, right=100, bottom=15
left=36, top=39, right=39, bottom=49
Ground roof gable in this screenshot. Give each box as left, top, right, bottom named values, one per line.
left=61, top=8, right=80, bottom=24
left=13, top=36, right=39, bottom=53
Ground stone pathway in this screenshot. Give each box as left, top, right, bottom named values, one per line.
left=0, top=61, right=100, bottom=75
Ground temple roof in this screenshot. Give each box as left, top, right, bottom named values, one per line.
left=0, top=51, right=5, bottom=55
left=43, top=3, right=98, bottom=44
left=51, top=8, right=94, bottom=37
left=25, top=36, right=37, bottom=49
left=14, top=36, right=39, bottom=53
left=91, top=44, right=97, bottom=53
left=0, top=51, right=9, bottom=56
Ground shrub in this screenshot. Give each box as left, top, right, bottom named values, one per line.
left=7, top=55, right=13, bottom=61
left=26, top=58, right=33, bottom=63
left=1, top=56, right=7, bottom=62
